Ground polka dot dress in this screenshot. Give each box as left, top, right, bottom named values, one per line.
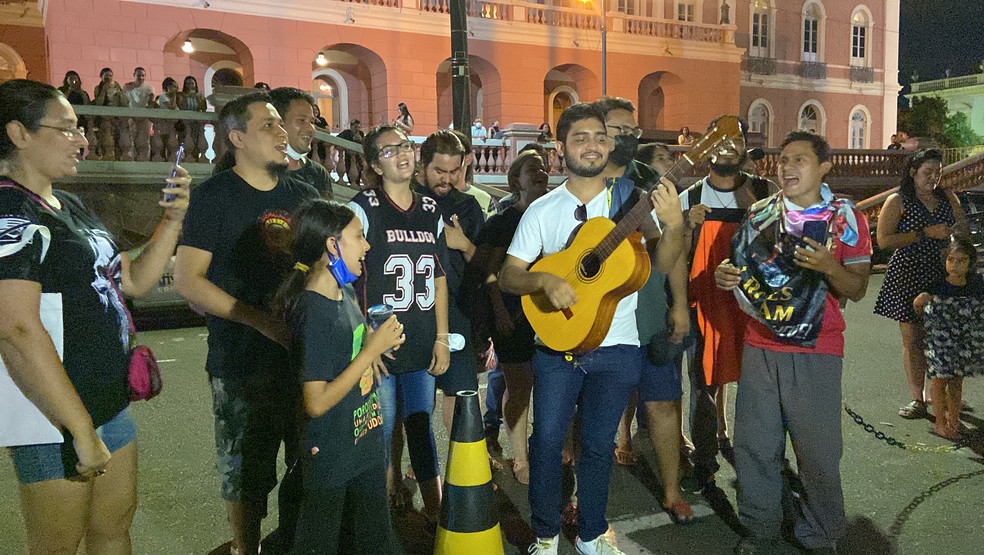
left=874, top=189, right=956, bottom=323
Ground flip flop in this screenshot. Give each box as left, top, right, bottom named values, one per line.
left=614, top=446, right=639, bottom=466
left=663, top=500, right=695, bottom=526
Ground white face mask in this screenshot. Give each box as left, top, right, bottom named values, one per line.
left=286, top=143, right=309, bottom=161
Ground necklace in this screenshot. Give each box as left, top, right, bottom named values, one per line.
left=705, top=179, right=738, bottom=209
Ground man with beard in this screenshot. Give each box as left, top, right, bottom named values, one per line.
left=412, top=130, right=485, bottom=433
left=174, top=92, right=319, bottom=555
left=679, top=116, right=777, bottom=493
left=270, top=87, right=334, bottom=199
left=500, top=103, right=686, bottom=555
left=593, top=97, right=693, bottom=524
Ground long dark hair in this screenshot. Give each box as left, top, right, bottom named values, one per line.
left=398, top=102, right=411, bottom=120
left=361, top=124, right=408, bottom=190
left=0, top=80, right=64, bottom=164
left=899, top=148, right=943, bottom=201
left=273, top=199, right=357, bottom=319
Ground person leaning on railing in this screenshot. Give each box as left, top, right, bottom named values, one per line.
left=92, top=67, right=127, bottom=161
left=152, top=77, right=182, bottom=162
left=177, top=75, right=208, bottom=162
left=0, top=78, right=190, bottom=554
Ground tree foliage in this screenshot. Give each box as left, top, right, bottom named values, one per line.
left=902, top=96, right=982, bottom=148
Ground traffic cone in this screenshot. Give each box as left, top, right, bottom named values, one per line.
left=434, top=390, right=504, bottom=555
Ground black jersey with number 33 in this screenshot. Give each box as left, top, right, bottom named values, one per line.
left=349, top=189, right=448, bottom=373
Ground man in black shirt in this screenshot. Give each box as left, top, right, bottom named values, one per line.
left=336, top=119, right=365, bottom=189
left=174, top=92, right=318, bottom=555
left=412, top=130, right=485, bottom=434
left=270, top=87, right=333, bottom=199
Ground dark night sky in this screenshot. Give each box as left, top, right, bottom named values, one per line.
left=899, top=0, right=984, bottom=85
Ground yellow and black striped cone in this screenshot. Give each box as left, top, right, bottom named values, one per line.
left=434, top=390, right=504, bottom=555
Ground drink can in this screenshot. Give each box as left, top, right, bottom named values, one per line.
left=366, top=303, right=394, bottom=330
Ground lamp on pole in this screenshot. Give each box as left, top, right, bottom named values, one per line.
left=581, top=0, right=607, bottom=96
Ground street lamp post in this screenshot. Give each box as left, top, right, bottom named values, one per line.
left=582, top=0, right=607, bottom=96
left=601, top=0, right=607, bottom=96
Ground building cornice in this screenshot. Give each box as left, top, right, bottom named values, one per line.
left=740, top=73, right=887, bottom=96
left=0, top=1, right=44, bottom=27
left=122, top=0, right=743, bottom=63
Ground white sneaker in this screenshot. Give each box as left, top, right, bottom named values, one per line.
left=575, top=533, right=625, bottom=555
left=528, top=535, right=560, bottom=554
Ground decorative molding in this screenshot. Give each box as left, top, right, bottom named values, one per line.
left=740, top=73, right=885, bottom=96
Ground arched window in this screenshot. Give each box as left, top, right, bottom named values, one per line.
left=748, top=99, right=772, bottom=147
left=851, top=6, right=872, bottom=67
left=802, top=1, right=825, bottom=62
left=749, top=0, right=774, bottom=58
left=798, top=101, right=825, bottom=135
left=849, top=106, right=870, bottom=149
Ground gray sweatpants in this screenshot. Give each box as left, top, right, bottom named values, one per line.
left=734, top=345, right=845, bottom=550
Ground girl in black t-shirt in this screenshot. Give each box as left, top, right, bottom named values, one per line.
left=914, top=235, right=983, bottom=441
left=277, top=199, right=405, bottom=553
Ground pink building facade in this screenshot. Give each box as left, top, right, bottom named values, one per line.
left=0, top=0, right=899, bottom=148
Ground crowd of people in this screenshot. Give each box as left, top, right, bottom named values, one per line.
left=1, top=75, right=980, bottom=555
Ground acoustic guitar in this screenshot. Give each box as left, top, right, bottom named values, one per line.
left=522, top=116, right=743, bottom=353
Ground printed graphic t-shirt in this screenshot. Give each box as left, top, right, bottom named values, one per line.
left=180, top=169, right=318, bottom=378
left=291, top=287, right=383, bottom=490
left=0, top=183, right=130, bottom=428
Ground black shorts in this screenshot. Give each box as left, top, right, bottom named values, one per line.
left=436, top=342, right=479, bottom=396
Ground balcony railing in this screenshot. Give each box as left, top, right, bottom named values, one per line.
left=850, top=66, right=874, bottom=83
left=911, top=73, right=984, bottom=94
left=744, top=57, right=777, bottom=75
left=798, top=61, right=827, bottom=80
left=524, top=4, right=601, bottom=30
left=620, top=15, right=727, bottom=43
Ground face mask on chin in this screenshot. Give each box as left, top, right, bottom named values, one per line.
left=610, top=135, right=639, bottom=168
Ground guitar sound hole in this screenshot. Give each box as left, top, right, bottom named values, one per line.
left=579, top=253, right=601, bottom=280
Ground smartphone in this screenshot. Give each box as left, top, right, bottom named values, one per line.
left=801, top=220, right=827, bottom=245
left=164, top=144, right=185, bottom=202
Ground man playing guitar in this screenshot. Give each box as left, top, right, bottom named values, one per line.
left=499, top=103, right=686, bottom=555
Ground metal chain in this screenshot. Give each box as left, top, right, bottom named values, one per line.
left=843, top=403, right=964, bottom=453
left=888, top=468, right=984, bottom=537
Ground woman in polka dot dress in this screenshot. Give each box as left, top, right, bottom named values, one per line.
left=874, top=149, right=966, bottom=420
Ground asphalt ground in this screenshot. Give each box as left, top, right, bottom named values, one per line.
left=2, top=274, right=983, bottom=554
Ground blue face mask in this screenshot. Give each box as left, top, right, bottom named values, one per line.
left=327, top=241, right=359, bottom=286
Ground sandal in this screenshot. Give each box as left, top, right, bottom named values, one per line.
left=512, top=459, right=530, bottom=485
left=899, top=400, right=928, bottom=419
left=489, top=454, right=503, bottom=472
left=614, top=446, right=639, bottom=466
left=663, top=500, right=695, bottom=526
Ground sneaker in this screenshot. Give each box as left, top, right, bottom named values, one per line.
left=528, top=535, right=559, bottom=555
left=898, top=400, right=928, bottom=419
left=575, top=533, right=625, bottom=555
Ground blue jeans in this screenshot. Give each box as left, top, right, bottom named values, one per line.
left=483, top=364, right=505, bottom=430
left=528, top=345, right=641, bottom=541
left=377, top=369, right=440, bottom=482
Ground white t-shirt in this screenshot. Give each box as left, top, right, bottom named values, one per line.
left=507, top=182, right=648, bottom=348
left=679, top=177, right=739, bottom=211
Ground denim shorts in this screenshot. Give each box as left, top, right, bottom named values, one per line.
left=637, top=349, right=683, bottom=403
left=10, top=407, right=137, bottom=485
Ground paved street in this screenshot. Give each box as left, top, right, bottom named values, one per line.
left=2, top=274, right=983, bottom=554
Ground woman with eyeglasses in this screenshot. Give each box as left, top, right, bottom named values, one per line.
left=0, top=79, right=189, bottom=553
left=347, top=125, right=450, bottom=523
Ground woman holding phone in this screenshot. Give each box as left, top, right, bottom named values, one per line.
left=0, top=79, right=190, bottom=553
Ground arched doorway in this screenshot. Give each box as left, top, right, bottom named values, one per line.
left=435, top=55, right=502, bottom=129
left=312, top=69, right=347, bottom=130
left=167, top=29, right=255, bottom=95
left=314, top=44, right=387, bottom=132
left=637, top=71, right=684, bottom=132
left=543, top=64, right=599, bottom=133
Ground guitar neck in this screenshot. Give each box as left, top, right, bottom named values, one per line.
left=595, top=155, right=697, bottom=262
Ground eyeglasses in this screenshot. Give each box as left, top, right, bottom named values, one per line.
left=575, top=204, right=587, bottom=222
left=379, top=141, right=414, bottom=159
left=607, top=125, right=643, bottom=138
left=38, top=124, right=86, bottom=140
